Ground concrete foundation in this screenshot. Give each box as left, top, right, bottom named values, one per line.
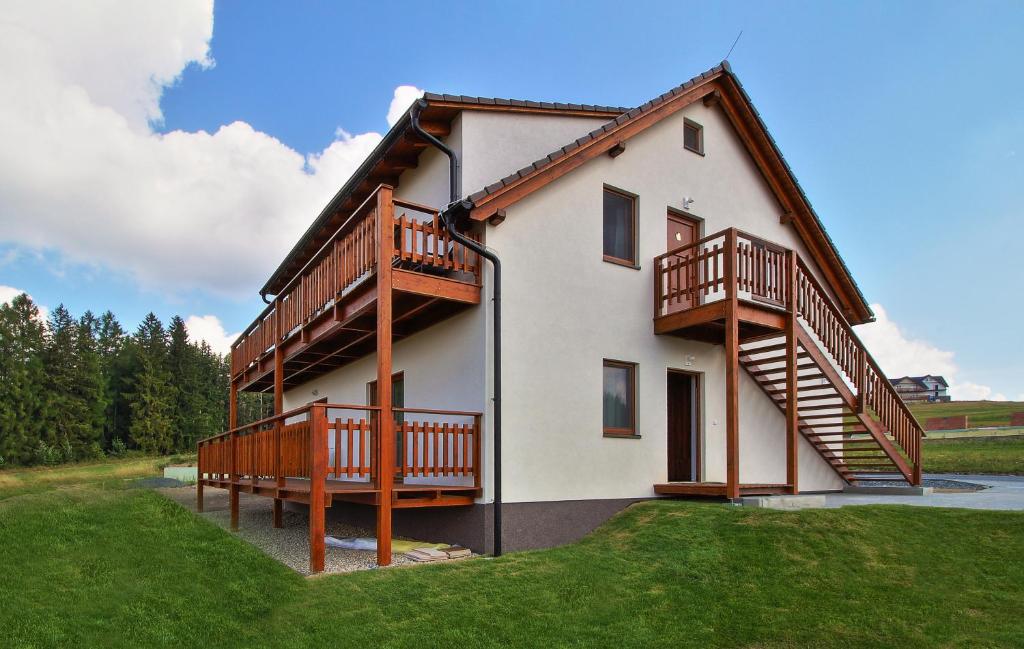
left=738, top=494, right=827, bottom=510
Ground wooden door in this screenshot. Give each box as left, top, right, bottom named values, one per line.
left=666, top=212, right=700, bottom=313
left=667, top=371, right=699, bottom=482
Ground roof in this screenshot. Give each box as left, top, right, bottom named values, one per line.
left=259, top=96, right=627, bottom=296
left=462, top=61, right=873, bottom=324
left=422, top=92, right=631, bottom=115
left=261, top=64, right=874, bottom=324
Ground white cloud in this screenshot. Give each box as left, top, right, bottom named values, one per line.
left=184, top=314, right=238, bottom=356
left=854, top=303, right=999, bottom=401
left=0, top=284, right=48, bottom=321
left=0, top=2, right=416, bottom=299
left=386, top=85, right=424, bottom=127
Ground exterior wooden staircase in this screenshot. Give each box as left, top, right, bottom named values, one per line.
left=739, top=259, right=923, bottom=486
left=653, top=228, right=923, bottom=493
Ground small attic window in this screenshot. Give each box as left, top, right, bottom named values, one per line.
left=683, top=119, right=704, bottom=155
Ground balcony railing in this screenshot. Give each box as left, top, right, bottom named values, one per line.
left=231, top=185, right=481, bottom=380
left=655, top=228, right=788, bottom=317
left=197, top=402, right=482, bottom=490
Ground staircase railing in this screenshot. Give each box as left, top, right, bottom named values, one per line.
left=793, top=258, right=923, bottom=482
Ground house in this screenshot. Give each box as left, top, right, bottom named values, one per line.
left=196, top=62, right=924, bottom=573
left=890, top=375, right=950, bottom=402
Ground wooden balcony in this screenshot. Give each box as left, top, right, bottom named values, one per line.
left=653, top=228, right=790, bottom=343
left=197, top=402, right=481, bottom=572
left=231, top=184, right=482, bottom=392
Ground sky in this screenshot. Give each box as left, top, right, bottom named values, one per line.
left=0, top=1, right=1022, bottom=400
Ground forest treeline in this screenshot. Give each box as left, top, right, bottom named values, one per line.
left=0, top=293, right=270, bottom=466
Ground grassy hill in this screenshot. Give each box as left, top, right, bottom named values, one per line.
left=908, top=400, right=1024, bottom=428
left=2, top=459, right=1024, bottom=647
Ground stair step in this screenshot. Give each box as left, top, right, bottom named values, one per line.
left=761, top=373, right=827, bottom=387
left=798, top=404, right=850, bottom=412
left=802, top=424, right=868, bottom=432
left=793, top=393, right=845, bottom=402
left=740, top=342, right=789, bottom=354
left=854, top=476, right=909, bottom=482
left=747, top=362, right=818, bottom=377
left=798, top=413, right=859, bottom=421
left=803, top=430, right=868, bottom=437
left=851, top=471, right=905, bottom=476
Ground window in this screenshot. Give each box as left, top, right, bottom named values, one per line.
left=683, top=119, right=704, bottom=155
left=368, top=371, right=404, bottom=425
left=603, top=360, right=636, bottom=436
left=603, top=187, right=636, bottom=266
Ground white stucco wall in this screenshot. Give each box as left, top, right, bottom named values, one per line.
left=486, top=99, right=845, bottom=502
left=459, top=111, right=610, bottom=198
left=282, top=100, right=849, bottom=505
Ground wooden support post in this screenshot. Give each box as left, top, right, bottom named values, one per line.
left=228, top=378, right=238, bottom=428
left=309, top=404, right=327, bottom=574
left=272, top=498, right=283, bottom=528
left=785, top=251, right=799, bottom=494
left=724, top=229, right=740, bottom=500
left=272, top=303, right=285, bottom=523
left=375, top=186, right=396, bottom=567
left=229, top=430, right=239, bottom=531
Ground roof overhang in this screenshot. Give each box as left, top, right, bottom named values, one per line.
left=465, top=64, right=874, bottom=325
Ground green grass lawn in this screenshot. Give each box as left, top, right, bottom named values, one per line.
left=909, top=400, right=1024, bottom=428
left=0, top=454, right=194, bottom=501
left=924, top=437, right=1024, bottom=475
left=2, top=466, right=1023, bottom=648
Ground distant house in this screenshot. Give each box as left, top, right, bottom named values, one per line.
left=890, top=376, right=950, bottom=402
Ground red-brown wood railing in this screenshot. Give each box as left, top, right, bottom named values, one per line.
left=653, top=227, right=922, bottom=481
left=230, top=187, right=481, bottom=379
left=794, top=259, right=922, bottom=478
left=655, top=229, right=789, bottom=317
left=197, top=403, right=482, bottom=488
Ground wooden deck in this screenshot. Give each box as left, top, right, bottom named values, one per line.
left=199, top=475, right=480, bottom=508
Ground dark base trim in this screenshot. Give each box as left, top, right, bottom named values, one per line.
left=289, top=497, right=645, bottom=554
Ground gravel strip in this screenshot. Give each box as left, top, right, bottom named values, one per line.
left=157, top=486, right=416, bottom=575
left=857, top=478, right=987, bottom=491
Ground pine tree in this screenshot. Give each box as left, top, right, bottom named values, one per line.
left=76, top=311, right=107, bottom=454
left=126, top=313, right=176, bottom=454
left=44, top=304, right=101, bottom=459
left=96, top=311, right=129, bottom=448
left=167, top=316, right=202, bottom=451
left=0, top=294, right=48, bottom=464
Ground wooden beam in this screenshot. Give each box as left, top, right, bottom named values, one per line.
left=608, top=141, right=626, bottom=158
left=392, top=269, right=481, bottom=304
left=375, top=186, right=396, bottom=568
left=724, top=229, right=741, bottom=500
left=309, top=405, right=327, bottom=573
left=785, top=251, right=799, bottom=494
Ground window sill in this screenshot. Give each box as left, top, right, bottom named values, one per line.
left=603, top=432, right=642, bottom=439
left=684, top=146, right=705, bottom=157
left=602, top=255, right=640, bottom=270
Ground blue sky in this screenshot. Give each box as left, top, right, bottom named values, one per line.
left=1, top=1, right=1022, bottom=399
